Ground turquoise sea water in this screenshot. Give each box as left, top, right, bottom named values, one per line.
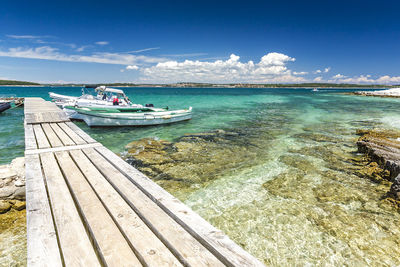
left=2, top=86, right=397, bottom=164
left=1, top=86, right=400, bottom=265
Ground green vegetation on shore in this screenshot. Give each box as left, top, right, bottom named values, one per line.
left=0, top=80, right=40, bottom=86
left=104, top=82, right=397, bottom=88
left=1, top=79, right=399, bottom=88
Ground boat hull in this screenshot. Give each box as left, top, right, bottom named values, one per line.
left=80, top=112, right=192, bottom=126
left=49, top=92, right=78, bottom=102
left=0, top=102, right=11, bottom=113
left=63, top=108, right=85, bottom=121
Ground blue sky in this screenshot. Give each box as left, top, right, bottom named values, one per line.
left=0, top=0, right=399, bottom=84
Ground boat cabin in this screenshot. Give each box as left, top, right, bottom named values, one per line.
left=95, top=86, right=131, bottom=105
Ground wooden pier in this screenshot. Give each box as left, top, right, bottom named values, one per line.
left=24, top=98, right=264, bottom=266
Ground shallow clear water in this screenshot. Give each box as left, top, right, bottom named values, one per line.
left=1, top=86, right=400, bottom=265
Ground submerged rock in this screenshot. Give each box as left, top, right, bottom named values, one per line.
left=0, top=209, right=26, bottom=265
left=0, top=200, right=26, bottom=213
left=123, top=130, right=264, bottom=197
left=0, top=200, right=11, bottom=214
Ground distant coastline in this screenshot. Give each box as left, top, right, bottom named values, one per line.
left=0, top=80, right=398, bottom=89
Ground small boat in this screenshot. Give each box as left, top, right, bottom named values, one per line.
left=0, top=102, right=11, bottom=113
left=63, top=106, right=193, bottom=127
left=50, top=86, right=135, bottom=108
left=312, top=88, right=319, bottom=92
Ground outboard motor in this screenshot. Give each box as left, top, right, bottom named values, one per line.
left=145, top=103, right=154, bottom=107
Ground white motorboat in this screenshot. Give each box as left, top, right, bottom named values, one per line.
left=50, top=86, right=135, bottom=108
left=63, top=105, right=192, bottom=127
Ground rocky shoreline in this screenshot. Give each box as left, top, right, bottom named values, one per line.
left=356, top=129, right=400, bottom=208
left=0, top=157, right=25, bottom=213
left=0, top=157, right=26, bottom=265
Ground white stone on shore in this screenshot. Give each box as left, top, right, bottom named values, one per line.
left=357, top=88, right=400, bottom=96
left=0, top=157, right=25, bottom=200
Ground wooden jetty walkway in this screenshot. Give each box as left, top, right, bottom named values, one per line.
left=24, top=97, right=264, bottom=266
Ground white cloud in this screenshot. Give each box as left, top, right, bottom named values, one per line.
left=293, top=71, right=308, bottom=75
left=76, top=45, right=92, bottom=52
left=95, top=41, right=109, bottom=45
left=375, top=75, right=400, bottom=84
left=160, top=53, right=207, bottom=57
left=332, top=74, right=346, bottom=79
left=316, top=74, right=400, bottom=85
left=0, top=46, right=166, bottom=65
left=6, top=35, right=51, bottom=39
left=335, top=75, right=375, bottom=84
left=31, top=39, right=76, bottom=49
left=126, top=47, right=160, bottom=53
left=314, top=69, right=322, bottom=74
left=140, top=52, right=305, bottom=83
left=126, top=65, right=139, bottom=70
left=331, top=74, right=400, bottom=84
left=324, top=67, right=331, bottom=73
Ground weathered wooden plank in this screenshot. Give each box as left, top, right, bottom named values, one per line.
left=24, top=124, right=37, bottom=150
left=58, top=123, right=86, bottom=145
left=41, top=123, right=63, bottom=147
left=33, top=113, right=43, bottom=124
left=24, top=98, right=67, bottom=123
left=65, top=122, right=97, bottom=143
left=54, top=151, right=141, bottom=266
left=40, top=152, right=101, bottom=266
left=42, top=113, right=51, bottom=123
left=83, top=148, right=225, bottom=267
left=24, top=113, right=35, bottom=124
left=48, top=112, right=69, bottom=123
left=46, top=112, right=56, bottom=123
left=32, top=124, right=50, bottom=149
left=57, top=112, right=70, bottom=122
left=95, top=146, right=265, bottom=267
left=69, top=149, right=182, bottom=267
left=49, top=123, right=75, bottom=146
left=24, top=142, right=102, bottom=156
left=25, top=154, right=62, bottom=267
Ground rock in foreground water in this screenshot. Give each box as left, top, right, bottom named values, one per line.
left=0, top=157, right=25, bottom=201
left=356, top=129, right=400, bottom=204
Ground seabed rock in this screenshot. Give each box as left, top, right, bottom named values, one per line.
left=123, top=130, right=263, bottom=198
left=0, top=200, right=11, bottom=214
left=0, top=200, right=25, bottom=213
